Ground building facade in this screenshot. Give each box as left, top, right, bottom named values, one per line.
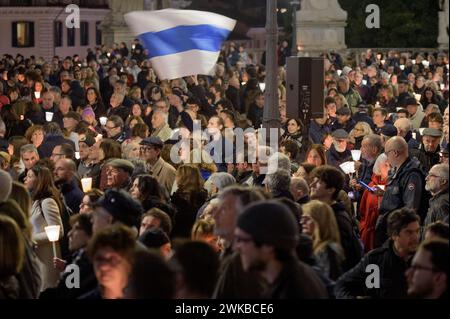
left=0, top=0, right=109, bottom=61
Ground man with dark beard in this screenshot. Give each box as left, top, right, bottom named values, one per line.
left=234, top=201, right=328, bottom=299
left=405, top=240, right=448, bottom=299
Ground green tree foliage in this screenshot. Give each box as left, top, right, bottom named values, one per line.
left=339, top=0, right=440, bottom=48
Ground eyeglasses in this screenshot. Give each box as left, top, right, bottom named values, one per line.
left=408, top=264, right=437, bottom=273
left=105, top=125, right=117, bottom=130
left=140, top=146, right=154, bottom=153
left=385, top=149, right=396, bottom=155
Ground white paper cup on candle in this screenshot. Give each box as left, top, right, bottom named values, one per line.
left=336, top=70, right=342, bottom=76
left=414, top=94, right=421, bottom=102
left=45, top=225, right=61, bottom=258
left=45, top=112, right=53, bottom=122
left=45, top=225, right=61, bottom=242
left=75, top=151, right=80, bottom=160
left=100, top=117, right=108, bottom=126
left=34, top=91, right=41, bottom=99
left=412, top=59, right=416, bottom=65
left=351, top=150, right=362, bottom=161
left=362, top=79, right=367, bottom=86
left=400, top=65, right=405, bottom=70
left=81, top=177, right=93, bottom=193
left=376, top=185, right=385, bottom=191
left=419, top=128, right=426, bottom=135
left=440, top=83, right=445, bottom=90
left=396, top=107, right=403, bottom=112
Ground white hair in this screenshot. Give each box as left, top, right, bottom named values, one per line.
left=394, top=118, right=412, bottom=132
left=373, top=153, right=388, bottom=176
left=267, top=152, right=291, bottom=174
left=265, top=169, right=291, bottom=193
left=153, top=110, right=168, bottom=124
left=432, top=164, right=449, bottom=181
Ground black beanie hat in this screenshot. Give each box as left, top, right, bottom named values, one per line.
left=236, top=201, right=299, bottom=250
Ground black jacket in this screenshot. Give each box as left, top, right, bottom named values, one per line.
left=331, top=202, right=363, bottom=271
left=309, top=120, right=331, bottom=144
left=248, top=103, right=264, bottom=129
left=58, top=179, right=84, bottom=214
left=40, top=248, right=97, bottom=299
left=106, top=105, right=129, bottom=122
left=405, top=131, right=420, bottom=151
left=410, top=144, right=441, bottom=173
left=212, top=248, right=265, bottom=299
left=376, top=158, right=426, bottom=247
left=335, top=240, right=412, bottom=299
left=170, top=189, right=208, bottom=239
left=326, top=144, right=352, bottom=168
left=262, top=256, right=328, bottom=299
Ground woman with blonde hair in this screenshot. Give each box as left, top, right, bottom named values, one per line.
left=334, top=93, right=349, bottom=110
left=301, top=200, right=344, bottom=280
left=191, top=217, right=222, bottom=252
left=349, top=121, right=373, bottom=149
left=170, top=164, right=208, bottom=239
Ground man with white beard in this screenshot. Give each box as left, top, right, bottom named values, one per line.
left=326, top=129, right=352, bottom=168
left=423, top=164, right=449, bottom=228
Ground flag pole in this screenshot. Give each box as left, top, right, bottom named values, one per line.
left=263, top=0, right=280, bottom=131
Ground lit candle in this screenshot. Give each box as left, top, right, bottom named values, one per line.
left=44, top=225, right=61, bottom=258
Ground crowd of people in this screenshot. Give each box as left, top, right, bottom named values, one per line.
left=0, top=42, right=448, bottom=299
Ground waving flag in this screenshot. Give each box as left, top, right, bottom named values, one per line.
left=124, top=9, right=236, bottom=80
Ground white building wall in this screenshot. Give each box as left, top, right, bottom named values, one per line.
left=0, top=6, right=109, bottom=61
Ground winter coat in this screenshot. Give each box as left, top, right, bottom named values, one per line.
left=309, top=120, right=331, bottom=144
left=359, top=174, right=387, bottom=252
left=326, top=144, right=352, bottom=168
left=212, top=248, right=265, bottom=299
left=262, top=256, right=328, bottom=299
left=15, top=237, right=43, bottom=299
left=424, top=188, right=449, bottom=227
left=331, top=202, right=363, bottom=271
left=170, top=188, right=208, bottom=239
left=30, top=198, right=63, bottom=291
left=335, top=240, right=412, bottom=299
left=58, top=179, right=84, bottom=215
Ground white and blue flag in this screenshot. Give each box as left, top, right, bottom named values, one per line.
left=124, top=9, right=236, bottom=80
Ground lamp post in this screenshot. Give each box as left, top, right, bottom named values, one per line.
left=290, top=0, right=300, bottom=57
left=263, top=0, right=280, bottom=130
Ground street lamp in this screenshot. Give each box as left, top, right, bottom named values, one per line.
left=290, top=0, right=300, bottom=57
